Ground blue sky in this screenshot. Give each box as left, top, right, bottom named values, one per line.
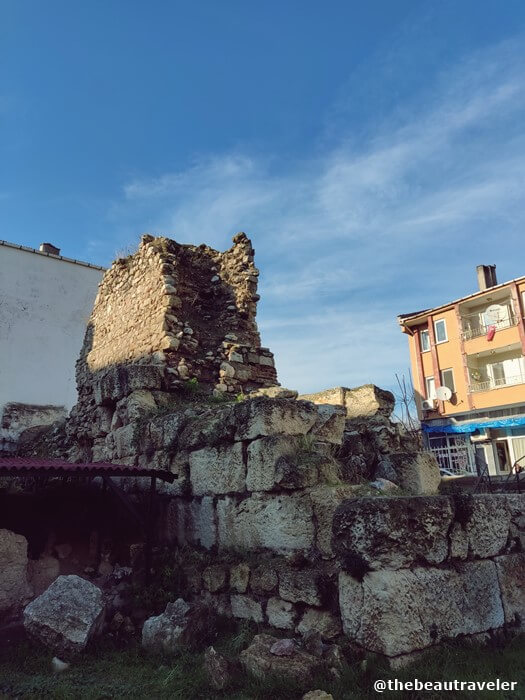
left=2, top=1, right=525, bottom=398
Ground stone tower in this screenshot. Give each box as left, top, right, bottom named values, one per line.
left=70, top=233, right=278, bottom=443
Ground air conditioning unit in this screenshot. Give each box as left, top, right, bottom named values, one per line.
left=471, top=429, right=492, bottom=442
left=422, top=399, right=436, bottom=411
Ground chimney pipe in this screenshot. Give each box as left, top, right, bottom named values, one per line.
left=476, top=264, right=497, bottom=291
left=39, top=243, right=61, bottom=256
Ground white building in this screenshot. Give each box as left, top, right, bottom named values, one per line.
left=0, top=241, right=105, bottom=451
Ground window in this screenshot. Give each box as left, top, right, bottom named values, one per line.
left=420, top=329, right=430, bottom=352
left=434, top=319, right=448, bottom=343
left=425, top=376, right=436, bottom=400
left=440, top=368, right=455, bottom=393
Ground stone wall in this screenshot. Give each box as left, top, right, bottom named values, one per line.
left=68, top=232, right=277, bottom=447
left=334, top=493, right=525, bottom=661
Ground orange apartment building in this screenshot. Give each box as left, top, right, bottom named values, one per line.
left=398, top=265, right=525, bottom=476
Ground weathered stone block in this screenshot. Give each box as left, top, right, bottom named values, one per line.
left=240, top=633, right=325, bottom=684
left=382, top=452, right=441, bottom=495
left=230, top=563, right=250, bottom=593
left=116, top=390, right=156, bottom=424
left=299, top=385, right=395, bottom=419
left=111, top=423, right=137, bottom=459
left=494, top=553, right=525, bottom=627
left=308, top=485, right=363, bottom=558
left=163, top=497, right=216, bottom=550
left=297, top=608, right=341, bottom=640
left=217, top=494, right=315, bottom=553
left=230, top=594, right=263, bottom=622
left=339, top=561, right=504, bottom=657
left=189, top=442, right=245, bottom=496
left=309, top=405, right=346, bottom=445
left=246, top=435, right=299, bottom=491
left=148, top=411, right=189, bottom=449
left=332, top=496, right=453, bottom=571
left=250, top=564, right=278, bottom=595
left=234, top=399, right=318, bottom=441
left=460, top=494, right=511, bottom=558
left=24, top=575, right=105, bottom=658
left=279, top=569, right=324, bottom=606
left=266, top=597, right=297, bottom=629
left=179, top=405, right=236, bottom=450
left=0, top=529, right=32, bottom=617
left=203, top=565, right=227, bottom=593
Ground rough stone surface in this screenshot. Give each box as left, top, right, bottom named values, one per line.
left=66, top=232, right=278, bottom=446
left=339, top=561, right=504, bottom=656
left=462, top=495, right=511, bottom=558
left=494, top=553, right=525, bottom=627
left=0, top=529, right=32, bottom=617
left=204, top=646, right=231, bottom=690
left=299, top=385, right=395, bottom=419
left=250, top=386, right=298, bottom=399
left=27, top=556, right=60, bottom=596
left=217, top=493, right=315, bottom=553
left=333, top=496, right=453, bottom=570
left=230, top=563, right=250, bottom=593
left=23, top=575, right=105, bottom=659
left=297, top=608, right=341, bottom=640
left=203, top=565, right=227, bottom=593
left=302, top=692, right=334, bottom=700
left=246, top=435, right=298, bottom=491
left=266, top=597, right=297, bottom=629
left=384, top=452, right=441, bottom=495
left=142, top=598, right=191, bottom=654
left=234, top=398, right=318, bottom=441
left=240, top=633, right=325, bottom=685
left=309, top=405, right=346, bottom=445
left=189, top=442, right=246, bottom=496
left=279, top=569, right=324, bottom=606
left=308, top=485, right=363, bottom=558
left=230, top=594, right=263, bottom=622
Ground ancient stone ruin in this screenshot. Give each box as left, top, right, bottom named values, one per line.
left=1, top=232, right=524, bottom=674
left=69, top=232, right=277, bottom=449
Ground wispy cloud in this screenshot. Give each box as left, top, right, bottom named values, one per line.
left=100, top=36, right=525, bottom=394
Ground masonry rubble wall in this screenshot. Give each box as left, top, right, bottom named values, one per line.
left=66, top=232, right=277, bottom=449
left=66, top=388, right=523, bottom=661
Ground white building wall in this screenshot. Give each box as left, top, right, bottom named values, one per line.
left=0, top=243, right=104, bottom=415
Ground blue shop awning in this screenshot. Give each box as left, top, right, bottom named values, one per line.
left=422, top=416, right=525, bottom=434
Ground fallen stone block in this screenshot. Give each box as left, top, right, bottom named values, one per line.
left=23, top=575, right=105, bottom=659
left=240, top=633, right=325, bottom=685
left=142, top=598, right=191, bottom=654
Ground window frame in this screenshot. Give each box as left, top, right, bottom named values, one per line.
left=425, top=376, right=436, bottom=400
left=434, top=318, right=448, bottom=344
left=440, top=367, right=456, bottom=394
left=420, top=329, right=430, bottom=352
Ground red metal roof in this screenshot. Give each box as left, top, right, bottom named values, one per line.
left=0, top=457, right=174, bottom=482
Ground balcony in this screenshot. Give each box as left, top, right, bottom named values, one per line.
left=467, top=344, right=525, bottom=394
left=470, top=373, right=525, bottom=393
left=461, top=309, right=517, bottom=340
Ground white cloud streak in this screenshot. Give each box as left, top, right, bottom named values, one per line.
left=102, top=37, right=525, bottom=394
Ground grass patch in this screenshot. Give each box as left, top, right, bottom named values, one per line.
left=0, top=632, right=523, bottom=699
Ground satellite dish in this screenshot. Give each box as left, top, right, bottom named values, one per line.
left=436, top=386, right=452, bottom=401
left=485, top=304, right=503, bottom=323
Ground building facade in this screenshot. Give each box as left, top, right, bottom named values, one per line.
left=0, top=240, right=104, bottom=452
left=398, top=265, right=525, bottom=476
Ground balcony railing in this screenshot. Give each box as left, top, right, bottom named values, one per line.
left=469, top=373, right=525, bottom=393
left=461, top=312, right=517, bottom=340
